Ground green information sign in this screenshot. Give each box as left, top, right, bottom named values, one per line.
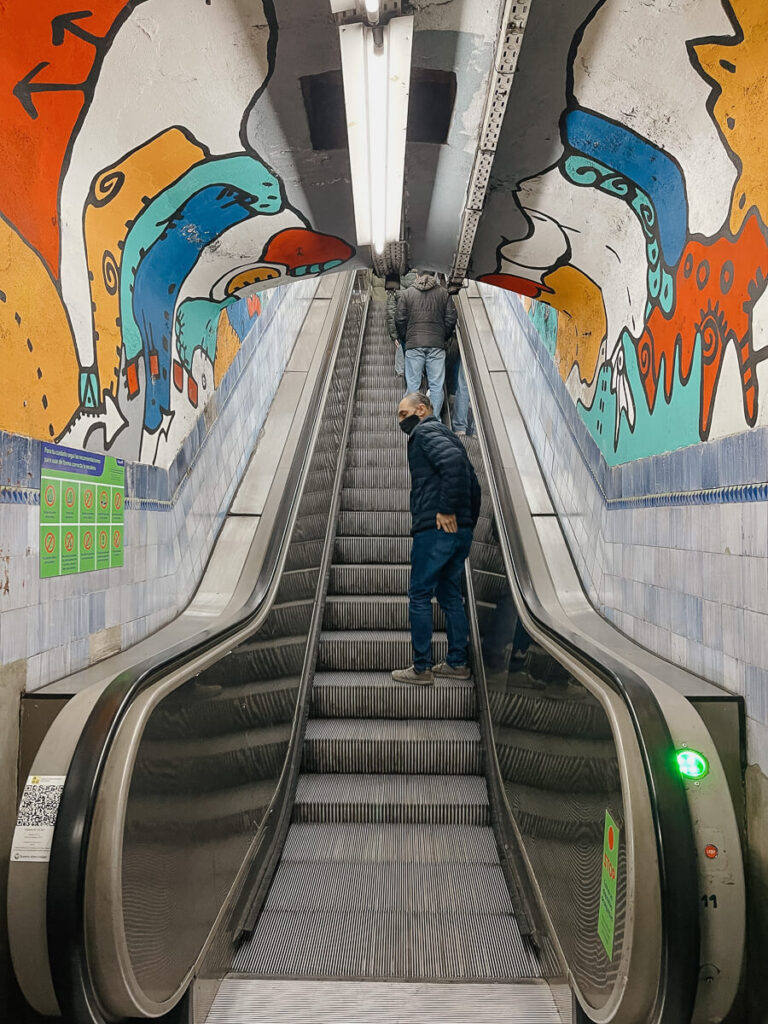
left=598, top=811, right=619, bottom=960
left=40, top=443, right=125, bottom=579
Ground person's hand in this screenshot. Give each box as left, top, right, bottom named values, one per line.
left=394, top=340, right=401, bottom=347
left=436, top=513, right=458, bottom=533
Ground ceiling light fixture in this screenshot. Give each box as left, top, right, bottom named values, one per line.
left=338, top=12, right=413, bottom=257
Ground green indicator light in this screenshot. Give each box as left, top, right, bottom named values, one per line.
left=676, top=749, right=709, bottom=780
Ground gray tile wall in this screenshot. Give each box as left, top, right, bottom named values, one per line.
left=480, top=285, right=768, bottom=775
left=0, top=279, right=318, bottom=691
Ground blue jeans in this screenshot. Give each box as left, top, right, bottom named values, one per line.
left=452, top=362, right=472, bottom=434
left=405, top=347, right=446, bottom=418
left=394, top=341, right=404, bottom=376
left=409, top=527, right=473, bottom=671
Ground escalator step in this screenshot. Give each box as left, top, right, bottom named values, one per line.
left=349, top=431, right=409, bottom=449
left=282, top=824, right=498, bottom=863
left=322, top=596, right=442, bottom=632
left=344, top=467, right=411, bottom=489
left=334, top=536, right=411, bottom=565
left=293, top=773, right=490, bottom=825
left=337, top=511, right=410, bottom=537
left=274, top=568, right=320, bottom=602
left=302, top=718, right=481, bottom=774
left=207, top=979, right=563, bottom=1023
left=311, top=670, right=472, bottom=720
left=317, top=629, right=448, bottom=671
left=233, top=908, right=542, bottom=979
left=263, top=861, right=512, bottom=914
left=328, top=564, right=410, bottom=596
left=257, top=600, right=315, bottom=640
left=345, top=448, right=408, bottom=469
left=495, top=724, right=619, bottom=794
left=341, top=487, right=410, bottom=512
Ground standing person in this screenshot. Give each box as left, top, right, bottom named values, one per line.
left=386, top=270, right=417, bottom=378
left=392, top=392, right=482, bottom=685
left=395, top=271, right=457, bottom=419
left=451, top=361, right=473, bottom=436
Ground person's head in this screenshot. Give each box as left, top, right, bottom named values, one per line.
left=397, top=392, right=432, bottom=434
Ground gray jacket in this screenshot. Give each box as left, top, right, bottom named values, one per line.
left=395, top=275, right=458, bottom=351
left=386, top=270, right=418, bottom=341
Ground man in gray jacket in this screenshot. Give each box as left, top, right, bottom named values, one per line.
left=395, top=272, right=457, bottom=418
left=386, top=269, right=417, bottom=378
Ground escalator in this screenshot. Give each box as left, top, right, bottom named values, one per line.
left=8, top=275, right=745, bottom=1024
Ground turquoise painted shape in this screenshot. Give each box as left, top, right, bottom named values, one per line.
left=175, top=296, right=238, bottom=374
left=528, top=302, right=558, bottom=357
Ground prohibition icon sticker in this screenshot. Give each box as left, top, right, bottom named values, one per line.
left=99, top=530, right=108, bottom=549
left=44, top=532, right=56, bottom=554
left=83, top=531, right=93, bottom=551
left=44, top=485, right=56, bottom=507
left=114, top=492, right=122, bottom=511
left=64, top=486, right=75, bottom=508
left=84, top=489, right=94, bottom=510
left=99, top=490, right=109, bottom=511
left=64, top=531, right=74, bottom=552
left=113, top=529, right=121, bottom=549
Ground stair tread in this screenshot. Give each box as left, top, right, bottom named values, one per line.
left=295, top=774, right=488, bottom=804
left=313, top=670, right=472, bottom=690
left=280, top=823, right=498, bottom=862
left=305, top=718, right=480, bottom=741
left=320, top=629, right=446, bottom=643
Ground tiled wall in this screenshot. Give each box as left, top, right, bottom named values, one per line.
left=480, top=284, right=768, bottom=775
left=0, top=279, right=318, bottom=692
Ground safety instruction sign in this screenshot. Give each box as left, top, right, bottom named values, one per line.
left=40, top=442, right=124, bottom=578
left=10, top=776, right=66, bottom=863
left=598, top=810, right=620, bottom=960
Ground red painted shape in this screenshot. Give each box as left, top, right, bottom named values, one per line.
left=260, top=228, right=353, bottom=273
left=125, top=360, right=139, bottom=397
left=187, top=375, right=198, bottom=408
left=635, top=213, right=768, bottom=439
left=173, top=360, right=184, bottom=392
left=608, top=826, right=615, bottom=851
left=149, top=352, right=159, bottom=379
left=0, top=2, right=133, bottom=275
left=704, top=844, right=719, bottom=860
left=476, top=273, right=551, bottom=298
left=247, top=293, right=261, bottom=318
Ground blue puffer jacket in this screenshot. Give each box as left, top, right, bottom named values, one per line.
left=406, top=416, right=482, bottom=535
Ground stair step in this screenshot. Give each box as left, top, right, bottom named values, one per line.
left=495, top=725, right=618, bottom=794
left=334, top=535, right=412, bottom=565
left=274, top=567, right=320, bottom=602
left=263, top=861, right=512, bottom=914
left=344, top=467, right=411, bottom=490
left=341, top=488, right=410, bottom=512
left=329, top=564, right=410, bottom=596
left=322, top=596, right=442, bottom=632
left=281, top=823, right=498, bottom=862
left=146, top=675, right=301, bottom=737
left=337, top=511, right=410, bottom=537
left=348, top=431, right=409, bottom=449
left=293, top=773, right=490, bottom=824
left=311, top=670, right=473, bottom=719
left=487, top=681, right=611, bottom=739
left=317, top=629, right=448, bottom=671
left=232, top=910, right=542, bottom=979
left=302, top=718, right=481, bottom=773
left=229, top=634, right=308, bottom=679
left=345, top=448, right=408, bottom=469
left=207, top=979, right=563, bottom=1023
left=257, top=600, right=314, bottom=639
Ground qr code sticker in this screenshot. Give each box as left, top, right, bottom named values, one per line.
left=16, top=782, right=63, bottom=828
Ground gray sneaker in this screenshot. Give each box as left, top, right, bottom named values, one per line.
left=392, top=665, right=434, bottom=685
left=433, top=661, right=471, bottom=679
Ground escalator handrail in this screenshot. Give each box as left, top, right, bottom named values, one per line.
left=46, top=272, right=358, bottom=1024
left=457, top=297, right=699, bottom=1024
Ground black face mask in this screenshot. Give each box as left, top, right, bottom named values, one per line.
left=399, top=413, right=420, bottom=435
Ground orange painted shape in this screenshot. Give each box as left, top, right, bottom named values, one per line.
left=260, top=228, right=353, bottom=272
left=247, top=294, right=262, bottom=318
left=0, top=214, right=78, bottom=440
left=214, top=310, right=241, bottom=389
left=540, top=265, right=607, bottom=385
left=126, top=360, right=139, bottom=397
left=226, top=266, right=279, bottom=295
left=0, top=2, right=133, bottom=275
left=636, top=213, right=768, bottom=437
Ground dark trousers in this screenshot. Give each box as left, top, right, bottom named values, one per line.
left=409, top=527, right=473, bottom=671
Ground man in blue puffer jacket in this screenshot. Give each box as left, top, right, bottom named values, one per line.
left=393, top=392, right=482, bottom=685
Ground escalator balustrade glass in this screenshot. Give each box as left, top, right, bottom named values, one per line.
left=464, top=446, right=626, bottom=1012
left=115, top=280, right=367, bottom=1004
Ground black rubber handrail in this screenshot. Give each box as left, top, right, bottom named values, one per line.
left=458, top=300, right=699, bottom=1024
left=46, top=275, right=356, bottom=1024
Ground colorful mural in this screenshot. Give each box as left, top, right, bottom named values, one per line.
left=475, top=0, right=768, bottom=465
left=0, top=1, right=354, bottom=466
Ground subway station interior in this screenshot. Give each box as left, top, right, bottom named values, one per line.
left=1, top=1, right=767, bottom=1021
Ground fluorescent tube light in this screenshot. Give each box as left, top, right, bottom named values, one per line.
left=339, top=15, right=413, bottom=255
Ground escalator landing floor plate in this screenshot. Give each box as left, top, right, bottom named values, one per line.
left=208, top=977, right=564, bottom=1022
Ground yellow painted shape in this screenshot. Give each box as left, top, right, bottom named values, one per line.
left=541, top=265, right=607, bottom=385
left=84, top=129, right=207, bottom=397
left=213, top=309, right=241, bottom=388
left=226, top=266, right=280, bottom=295
left=0, top=216, right=78, bottom=440
left=695, top=2, right=768, bottom=233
